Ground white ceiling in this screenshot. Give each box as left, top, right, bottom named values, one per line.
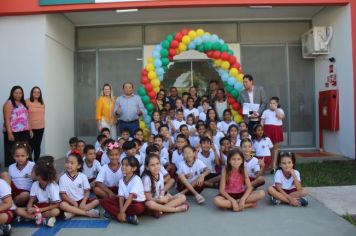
left=63, top=6, right=325, bottom=26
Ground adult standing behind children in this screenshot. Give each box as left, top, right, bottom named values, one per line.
left=240, top=74, right=268, bottom=134
left=167, top=87, right=180, bottom=109
left=96, top=83, right=117, bottom=140
left=114, top=82, right=144, bottom=137
left=26, top=86, right=45, bottom=163
left=3, top=86, right=32, bottom=166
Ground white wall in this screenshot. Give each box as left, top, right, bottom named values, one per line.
left=0, top=15, right=46, bottom=166
left=0, top=14, right=74, bottom=166
left=44, top=14, right=75, bottom=160
left=313, top=5, right=354, bottom=158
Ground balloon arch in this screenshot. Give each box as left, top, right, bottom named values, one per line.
left=137, top=28, right=244, bottom=134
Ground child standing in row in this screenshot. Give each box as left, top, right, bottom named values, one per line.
left=213, top=149, right=265, bottom=211
left=253, top=124, right=273, bottom=174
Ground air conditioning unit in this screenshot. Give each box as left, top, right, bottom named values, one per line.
left=301, top=26, right=333, bottom=59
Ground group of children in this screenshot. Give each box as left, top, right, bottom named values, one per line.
left=0, top=96, right=309, bottom=234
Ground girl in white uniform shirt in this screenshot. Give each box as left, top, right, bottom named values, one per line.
left=143, top=154, right=188, bottom=218
left=0, top=178, right=15, bottom=233
left=227, top=124, right=239, bottom=147
left=253, top=124, right=273, bottom=174
left=94, top=142, right=123, bottom=199
left=150, top=111, right=161, bottom=135
left=15, top=156, right=60, bottom=227
left=8, top=142, right=34, bottom=206
left=82, top=145, right=102, bottom=188
left=217, top=109, right=236, bottom=135
left=261, top=97, right=285, bottom=173
left=170, top=109, right=186, bottom=138
left=184, top=97, right=199, bottom=121
left=59, top=153, right=100, bottom=220
left=101, top=156, right=146, bottom=225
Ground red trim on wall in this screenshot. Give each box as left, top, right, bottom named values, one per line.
left=351, top=1, right=356, bottom=159
left=0, top=0, right=350, bottom=16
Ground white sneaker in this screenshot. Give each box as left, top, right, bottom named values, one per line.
left=64, top=212, right=74, bottom=220
left=87, top=209, right=100, bottom=218
left=44, top=217, right=56, bottom=227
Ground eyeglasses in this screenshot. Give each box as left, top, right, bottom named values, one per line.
left=279, top=151, right=294, bottom=157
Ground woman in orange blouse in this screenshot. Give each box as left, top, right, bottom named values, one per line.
left=26, top=86, right=45, bottom=162
left=96, top=84, right=117, bottom=139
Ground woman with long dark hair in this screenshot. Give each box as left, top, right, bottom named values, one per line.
left=3, top=85, right=32, bottom=166
left=26, top=86, right=45, bottom=162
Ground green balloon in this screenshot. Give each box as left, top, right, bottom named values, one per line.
left=225, top=85, right=233, bottom=93
left=221, top=44, right=229, bottom=52
left=204, top=42, right=213, bottom=51
left=142, top=95, right=150, bottom=105
left=227, top=49, right=234, bottom=55
left=160, top=49, right=169, bottom=57
left=146, top=103, right=154, bottom=112
left=166, top=34, right=174, bottom=41
left=237, top=94, right=241, bottom=102
left=212, top=42, right=221, bottom=51
left=138, top=86, right=146, bottom=96
left=197, top=44, right=205, bottom=52
left=223, top=82, right=229, bottom=87
left=230, top=90, right=238, bottom=99
left=161, top=40, right=170, bottom=49
left=161, top=57, right=169, bottom=66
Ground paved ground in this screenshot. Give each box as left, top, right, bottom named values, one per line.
left=11, top=171, right=356, bottom=236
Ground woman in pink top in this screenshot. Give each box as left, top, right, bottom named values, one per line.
left=3, top=86, right=32, bottom=166
left=26, top=86, right=45, bottom=162
left=213, top=148, right=264, bottom=211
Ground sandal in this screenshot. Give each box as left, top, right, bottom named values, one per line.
left=180, top=202, right=190, bottom=212
left=195, top=194, right=205, bottom=204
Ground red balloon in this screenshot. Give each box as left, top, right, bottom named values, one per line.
left=231, top=62, right=241, bottom=70
left=148, top=91, right=156, bottom=99
left=206, top=51, right=214, bottom=58
left=141, top=69, right=147, bottom=76
left=181, top=28, right=189, bottom=35
left=227, top=97, right=234, bottom=105
left=229, top=56, right=237, bottom=65
left=232, top=102, right=239, bottom=110
left=141, top=76, right=149, bottom=84
left=221, top=52, right=230, bottom=61
left=212, top=51, right=221, bottom=59
left=174, top=32, right=183, bottom=41
left=169, top=48, right=177, bottom=56
left=168, top=55, right=173, bottom=60
left=151, top=98, right=157, bottom=105
left=145, top=83, right=153, bottom=92
left=170, top=40, right=179, bottom=49
left=238, top=108, right=243, bottom=114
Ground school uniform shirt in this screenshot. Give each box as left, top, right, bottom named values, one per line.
left=101, top=151, right=110, bottom=166
left=142, top=174, right=165, bottom=198
left=96, top=164, right=123, bottom=188
left=197, top=149, right=216, bottom=174
left=83, top=158, right=102, bottom=180
left=273, top=169, right=301, bottom=190
left=0, top=179, right=16, bottom=210
left=118, top=175, right=146, bottom=202
left=221, top=153, right=228, bottom=166
left=163, top=137, right=175, bottom=150
left=94, top=141, right=100, bottom=151
left=253, top=138, right=273, bottom=157
left=217, top=120, right=236, bottom=135
left=150, top=121, right=159, bottom=135
left=184, top=108, right=199, bottom=120
left=139, top=142, right=148, bottom=156
left=213, top=131, right=225, bottom=149
left=198, top=112, right=207, bottom=122
left=177, top=159, right=208, bottom=184
left=172, top=149, right=184, bottom=168
left=187, top=124, right=197, bottom=135
left=30, top=181, right=61, bottom=204
left=59, top=172, right=90, bottom=201
left=171, top=119, right=186, bottom=134
left=244, top=157, right=260, bottom=178
left=190, top=136, right=200, bottom=148
left=261, top=108, right=284, bottom=126
left=9, top=161, right=35, bottom=191
left=160, top=147, right=170, bottom=166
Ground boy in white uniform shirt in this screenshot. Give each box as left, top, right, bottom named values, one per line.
left=82, top=145, right=102, bottom=188
left=0, top=179, right=15, bottom=234
left=170, top=109, right=186, bottom=138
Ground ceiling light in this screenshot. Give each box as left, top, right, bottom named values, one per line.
left=249, top=6, right=273, bottom=9
left=115, top=9, right=138, bottom=13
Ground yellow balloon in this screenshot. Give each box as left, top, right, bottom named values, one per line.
left=151, top=79, right=160, bottom=87
left=221, top=61, right=230, bottom=70
left=237, top=73, right=244, bottom=82
left=146, top=63, right=155, bottom=72
left=188, top=30, right=197, bottom=40
left=196, top=29, right=205, bottom=37
left=147, top=57, right=154, bottom=63
left=176, top=49, right=180, bottom=54
left=179, top=43, right=187, bottom=51
left=214, top=59, right=222, bottom=66
left=148, top=71, right=157, bottom=80
left=153, top=86, right=160, bottom=93
left=233, top=114, right=243, bottom=123
left=139, top=119, right=145, bottom=129
left=229, top=68, right=238, bottom=77
left=182, top=35, right=191, bottom=44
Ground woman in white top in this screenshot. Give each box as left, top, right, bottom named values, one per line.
left=214, top=88, right=228, bottom=121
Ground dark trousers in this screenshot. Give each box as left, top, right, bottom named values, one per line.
left=29, top=128, right=44, bottom=162
left=3, top=130, right=31, bottom=167
left=247, top=120, right=260, bottom=135
left=118, top=120, right=139, bottom=138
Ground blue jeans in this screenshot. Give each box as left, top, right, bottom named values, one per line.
left=118, top=120, right=139, bottom=138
